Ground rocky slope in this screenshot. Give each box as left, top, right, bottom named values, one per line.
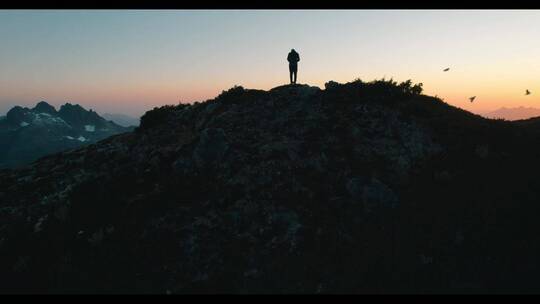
left=2, top=79, right=540, bottom=293
left=0, top=101, right=132, bottom=168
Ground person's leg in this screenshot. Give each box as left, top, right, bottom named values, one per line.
left=293, top=69, right=297, bottom=84
left=289, top=65, right=293, bottom=84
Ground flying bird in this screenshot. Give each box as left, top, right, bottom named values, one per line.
left=443, top=68, right=450, bottom=72
left=526, top=89, right=531, bottom=95
left=469, top=96, right=476, bottom=103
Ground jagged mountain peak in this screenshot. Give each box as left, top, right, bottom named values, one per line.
left=59, top=102, right=84, bottom=110
left=57, top=103, right=105, bottom=128
left=5, top=105, right=30, bottom=123
left=33, top=101, right=57, bottom=115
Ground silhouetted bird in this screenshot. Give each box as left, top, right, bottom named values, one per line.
left=526, top=89, right=531, bottom=95
left=287, top=49, right=300, bottom=84
left=469, top=96, right=476, bottom=103
left=443, top=68, right=450, bottom=72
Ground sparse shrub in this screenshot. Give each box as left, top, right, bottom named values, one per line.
left=325, top=81, right=341, bottom=90
left=138, top=104, right=177, bottom=131
left=398, top=79, right=423, bottom=95
left=218, top=85, right=245, bottom=99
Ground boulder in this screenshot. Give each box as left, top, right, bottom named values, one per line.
left=193, top=128, right=229, bottom=167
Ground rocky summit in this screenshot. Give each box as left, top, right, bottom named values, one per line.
left=0, top=101, right=132, bottom=169
left=2, top=79, right=540, bottom=293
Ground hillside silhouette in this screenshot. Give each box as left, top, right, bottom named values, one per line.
left=2, top=79, right=540, bottom=293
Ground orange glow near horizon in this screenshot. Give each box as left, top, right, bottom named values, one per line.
left=2, top=10, right=540, bottom=118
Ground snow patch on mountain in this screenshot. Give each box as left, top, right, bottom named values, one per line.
left=0, top=100, right=131, bottom=168
left=32, top=112, right=71, bottom=127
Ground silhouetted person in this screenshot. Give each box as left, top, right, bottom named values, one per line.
left=287, top=49, right=300, bottom=84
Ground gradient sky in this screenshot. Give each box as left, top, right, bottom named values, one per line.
left=1, top=9, right=540, bottom=117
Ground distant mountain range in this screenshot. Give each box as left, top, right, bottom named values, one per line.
left=0, top=101, right=132, bottom=168
left=482, top=106, right=540, bottom=121
left=102, top=113, right=140, bottom=127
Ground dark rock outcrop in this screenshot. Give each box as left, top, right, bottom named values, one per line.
left=1, top=79, right=540, bottom=293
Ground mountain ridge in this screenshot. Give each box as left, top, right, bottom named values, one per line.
left=0, top=101, right=132, bottom=168
left=482, top=106, right=540, bottom=121
left=102, top=113, right=140, bottom=127
left=2, top=79, right=540, bottom=293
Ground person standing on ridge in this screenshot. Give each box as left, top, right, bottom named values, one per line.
left=287, top=49, right=300, bottom=84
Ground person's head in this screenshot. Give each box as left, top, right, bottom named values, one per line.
left=291, top=49, right=295, bottom=52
